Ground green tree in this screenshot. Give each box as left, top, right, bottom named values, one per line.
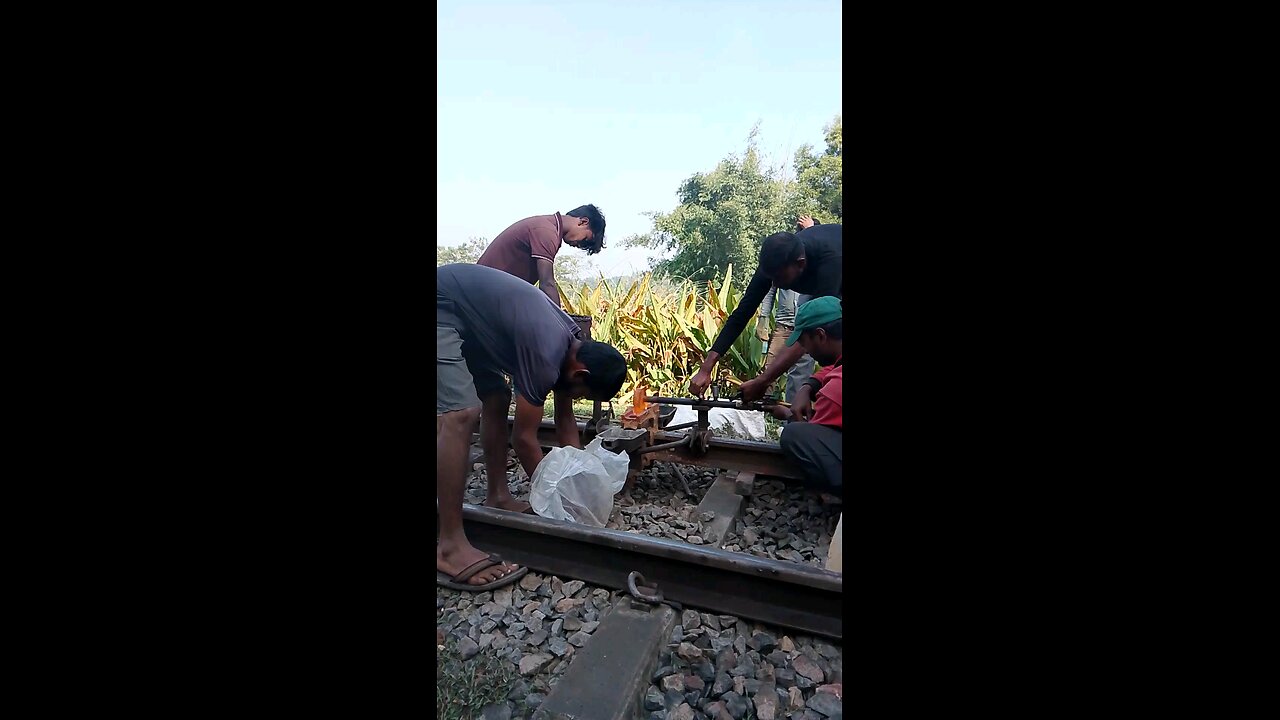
left=436, top=236, right=490, bottom=265
left=790, top=115, right=842, bottom=221
left=626, top=119, right=841, bottom=289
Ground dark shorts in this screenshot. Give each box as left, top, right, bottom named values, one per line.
left=779, top=422, right=842, bottom=496
left=436, top=306, right=511, bottom=415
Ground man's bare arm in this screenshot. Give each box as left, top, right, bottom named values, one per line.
left=535, top=258, right=561, bottom=308
left=512, top=395, right=547, bottom=478
left=553, top=390, right=581, bottom=449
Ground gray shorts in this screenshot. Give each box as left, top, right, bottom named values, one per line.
left=437, top=307, right=510, bottom=415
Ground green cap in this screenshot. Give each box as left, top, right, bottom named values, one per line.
left=786, top=296, right=842, bottom=346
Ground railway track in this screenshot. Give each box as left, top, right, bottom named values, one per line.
left=464, top=415, right=842, bottom=639
left=443, top=414, right=843, bottom=719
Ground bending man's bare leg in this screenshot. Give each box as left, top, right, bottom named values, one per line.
left=437, top=405, right=515, bottom=584
left=479, top=389, right=529, bottom=513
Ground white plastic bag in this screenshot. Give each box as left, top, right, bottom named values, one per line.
left=529, top=437, right=629, bottom=526
left=668, top=405, right=768, bottom=441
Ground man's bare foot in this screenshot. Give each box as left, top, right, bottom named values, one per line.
left=482, top=496, right=531, bottom=514
left=437, top=544, right=515, bottom=586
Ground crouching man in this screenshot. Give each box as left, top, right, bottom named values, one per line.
left=768, top=296, right=843, bottom=498
left=437, top=263, right=626, bottom=591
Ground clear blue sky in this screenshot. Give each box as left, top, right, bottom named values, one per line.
left=437, top=0, right=842, bottom=278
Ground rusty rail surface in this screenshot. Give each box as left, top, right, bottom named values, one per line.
left=492, top=417, right=803, bottom=480
left=462, top=504, right=843, bottom=640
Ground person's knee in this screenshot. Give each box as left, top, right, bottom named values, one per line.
left=780, top=423, right=805, bottom=454
left=480, top=389, right=511, bottom=410
left=441, top=406, right=481, bottom=433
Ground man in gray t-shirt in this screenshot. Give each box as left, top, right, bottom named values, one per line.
left=436, top=263, right=626, bottom=591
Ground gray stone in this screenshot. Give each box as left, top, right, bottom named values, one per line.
left=677, top=642, right=703, bottom=661
left=815, top=642, right=839, bottom=659
left=721, top=691, right=748, bottom=719
left=700, top=613, right=721, bottom=631
left=694, top=660, right=716, bottom=682
left=580, top=621, right=600, bottom=634
left=719, top=615, right=738, bottom=627
left=753, top=683, right=778, bottom=720
left=494, top=586, right=513, bottom=607
left=684, top=674, right=705, bottom=691
left=806, top=692, right=842, bottom=718
left=729, top=656, right=755, bottom=678
left=479, top=702, right=511, bottom=720
left=519, top=653, right=554, bottom=675
left=748, top=632, right=776, bottom=653
left=661, top=674, right=685, bottom=693
left=644, top=686, right=665, bottom=711
left=652, top=665, right=675, bottom=683
left=663, top=689, right=686, bottom=712
left=478, top=633, right=495, bottom=650
left=687, top=536, right=704, bottom=544
left=561, top=580, right=585, bottom=598
left=527, top=630, right=547, bottom=647
left=519, top=573, right=541, bottom=591
left=765, top=650, right=788, bottom=667
left=788, top=686, right=805, bottom=710
left=774, top=668, right=796, bottom=687
left=562, top=616, right=581, bottom=632
left=733, top=635, right=747, bottom=655
left=716, top=648, right=737, bottom=671
left=743, top=679, right=761, bottom=696
left=682, top=609, right=702, bottom=628
left=548, top=637, right=570, bottom=657
left=712, top=673, right=734, bottom=697
left=793, top=654, right=824, bottom=683
left=457, top=636, right=480, bottom=660
left=525, top=693, right=545, bottom=708
left=480, top=619, right=498, bottom=633
left=567, top=631, right=590, bottom=647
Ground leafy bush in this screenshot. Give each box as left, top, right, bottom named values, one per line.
left=562, top=264, right=765, bottom=400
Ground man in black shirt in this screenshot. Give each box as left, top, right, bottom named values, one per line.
left=688, top=223, right=842, bottom=402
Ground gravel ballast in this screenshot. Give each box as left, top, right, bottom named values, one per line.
left=436, top=572, right=614, bottom=719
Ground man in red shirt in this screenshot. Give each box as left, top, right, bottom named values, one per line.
left=770, top=296, right=842, bottom=497
left=476, top=205, right=606, bottom=308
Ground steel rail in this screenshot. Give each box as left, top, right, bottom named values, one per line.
left=462, top=503, right=843, bottom=640
left=500, top=417, right=803, bottom=480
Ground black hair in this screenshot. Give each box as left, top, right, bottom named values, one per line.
left=758, top=232, right=805, bottom=275
left=577, top=340, right=627, bottom=399
left=565, top=204, right=607, bottom=255
left=802, top=318, right=842, bottom=341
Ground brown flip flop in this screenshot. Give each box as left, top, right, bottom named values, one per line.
left=436, top=553, right=528, bottom=592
